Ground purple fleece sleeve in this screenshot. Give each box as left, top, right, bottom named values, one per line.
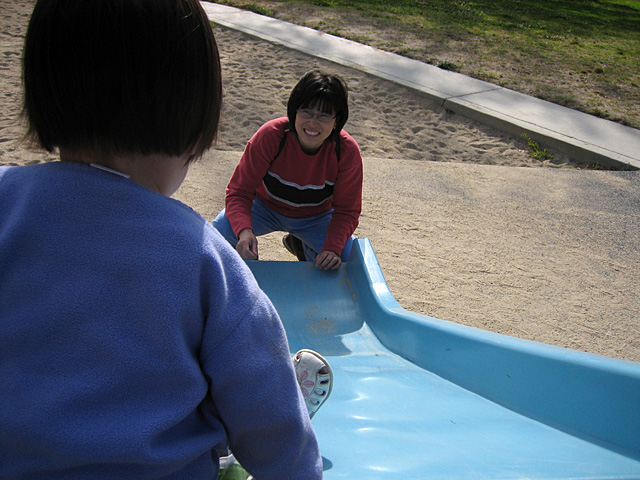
left=199, top=247, right=323, bottom=480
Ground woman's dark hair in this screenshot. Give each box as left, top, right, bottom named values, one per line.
left=287, top=70, right=349, bottom=137
left=22, top=0, right=222, bottom=161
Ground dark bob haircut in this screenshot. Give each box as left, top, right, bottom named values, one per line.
left=22, top=0, right=222, bottom=161
left=287, top=70, right=349, bottom=138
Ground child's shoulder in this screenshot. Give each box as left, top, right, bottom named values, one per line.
left=0, top=162, right=57, bottom=186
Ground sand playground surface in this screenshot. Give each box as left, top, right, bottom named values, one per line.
left=1, top=1, right=639, bottom=363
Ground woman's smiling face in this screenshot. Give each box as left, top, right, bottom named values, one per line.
left=294, top=103, right=336, bottom=155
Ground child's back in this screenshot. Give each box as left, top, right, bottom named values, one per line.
left=0, top=162, right=320, bottom=478
left=0, top=0, right=322, bottom=478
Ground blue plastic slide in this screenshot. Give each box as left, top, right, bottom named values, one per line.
left=247, top=239, right=640, bottom=479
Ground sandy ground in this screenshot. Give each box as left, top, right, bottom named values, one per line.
left=1, top=1, right=638, bottom=363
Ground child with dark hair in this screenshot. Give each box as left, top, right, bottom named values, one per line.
left=0, top=1, right=324, bottom=478
left=213, top=70, right=363, bottom=270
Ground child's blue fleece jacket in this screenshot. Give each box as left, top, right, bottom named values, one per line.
left=0, top=162, right=322, bottom=479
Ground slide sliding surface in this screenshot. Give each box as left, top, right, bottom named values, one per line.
left=247, top=239, right=640, bottom=479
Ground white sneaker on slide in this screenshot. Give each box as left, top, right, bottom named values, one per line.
left=293, top=349, right=333, bottom=419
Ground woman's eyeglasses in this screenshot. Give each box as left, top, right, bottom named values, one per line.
left=297, top=109, right=335, bottom=124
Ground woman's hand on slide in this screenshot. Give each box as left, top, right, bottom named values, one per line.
left=236, top=229, right=259, bottom=260
left=316, top=250, right=341, bottom=270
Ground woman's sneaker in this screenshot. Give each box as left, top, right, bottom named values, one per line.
left=282, top=234, right=306, bottom=261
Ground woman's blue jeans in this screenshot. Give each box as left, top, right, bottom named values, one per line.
left=212, top=198, right=353, bottom=262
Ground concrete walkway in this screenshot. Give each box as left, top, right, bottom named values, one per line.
left=201, top=2, right=640, bottom=170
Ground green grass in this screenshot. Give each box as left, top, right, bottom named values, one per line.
left=521, top=133, right=554, bottom=161
left=222, top=2, right=274, bottom=16
left=215, top=0, right=640, bottom=129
